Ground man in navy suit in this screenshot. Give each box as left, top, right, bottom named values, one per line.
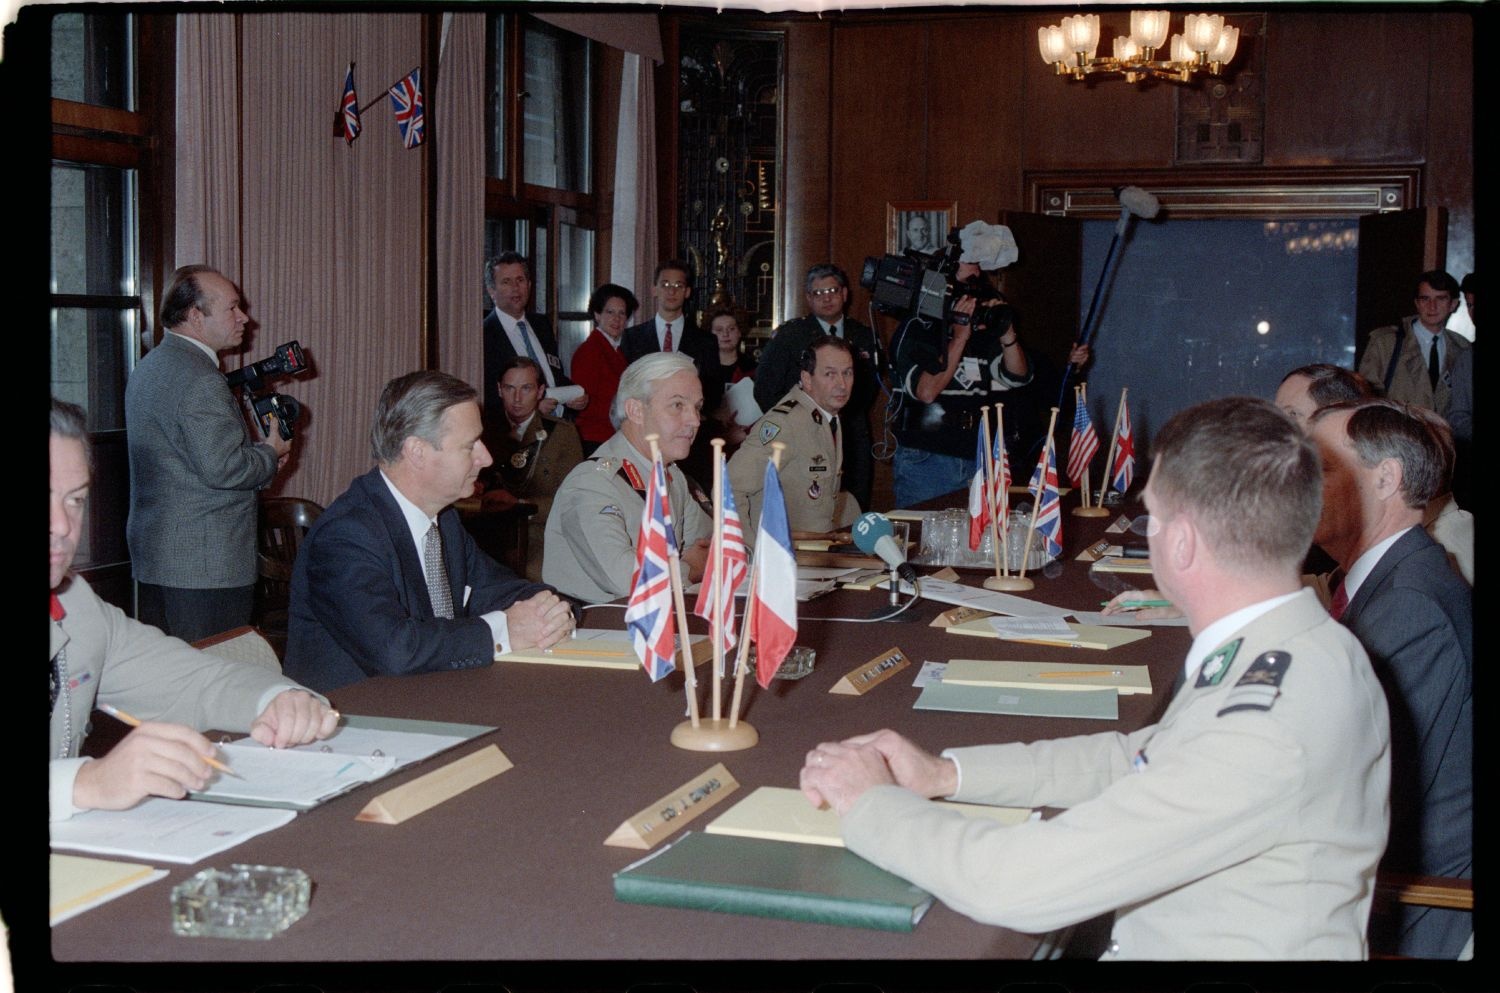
left=482, top=252, right=587, bottom=424
left=284, top=372, right=575, bottom=692
left=1309, top=398, right=1472, bottom=959
left=620, top=259, right=715, bottom=369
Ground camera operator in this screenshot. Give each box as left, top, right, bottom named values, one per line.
left=889, top=221, right=1032, bottom=507
left=125, top=265, right=293, bottom=641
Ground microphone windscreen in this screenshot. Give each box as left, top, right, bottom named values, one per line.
left=1119, top=185, right=1161, bottom=219
left=852, top=512, right=894, bottom=554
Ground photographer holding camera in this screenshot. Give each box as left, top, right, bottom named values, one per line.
left=125, top=265, right=293, bottom=641
left=888, top=221, right=1033, bottom=507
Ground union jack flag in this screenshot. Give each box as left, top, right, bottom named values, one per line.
left=1111, top=394, right=1136, bottom=495
left=387, top=69, right=424, bottom=149
left=625, top=457, right=678, bottom=682
left=692, top=464, right=749, bottom=663
left=1066, top=398, right=1100, bottom=488
left=339, top=63, right=361, bottom=145
left=1032, top=438, right=1064, bottom=561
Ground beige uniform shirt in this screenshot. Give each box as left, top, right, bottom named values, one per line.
left=842, top=590, right=1391, bottom=960
left=728, top=386, right=860, bottom=539
left=542, top=432, right=711, bottom=604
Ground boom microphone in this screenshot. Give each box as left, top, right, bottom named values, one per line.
left=1116, top=185, right=1161, bottom=234
left=852, top=513, right=918, bottom=585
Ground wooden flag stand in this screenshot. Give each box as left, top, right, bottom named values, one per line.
left=981, top=404, right=1032, bottom=592
left=1071, top=383, right=1110, bottom=519
left=670, top=438, right=759, bottom=752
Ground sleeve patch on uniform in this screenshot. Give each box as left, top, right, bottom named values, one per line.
left=1217, top=650, right=1292, bottom=716
left=1194, top=638, right=1242, bottom=688
left=599, top=505, right=623, bottom=518
left=759, top=421, right=782, bottom=444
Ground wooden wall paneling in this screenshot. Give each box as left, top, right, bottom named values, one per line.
left=780, top=19, right=833, bottom=324
left=830, top=21, right=929, bottom=322
left=1018, top=12, right=1176, bottom=170
left=1262, top=13, right=1429, bottom=165
left=1424, top=12, right=1474, bottom=279
left=924, top=15, right=1026, bottom=224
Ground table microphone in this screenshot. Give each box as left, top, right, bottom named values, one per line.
left=852, top=513, right=919, bottom=585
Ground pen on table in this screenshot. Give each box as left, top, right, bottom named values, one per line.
left=1101, top=599, right=1173, bottom=609
left=96, top=703, right=243, bottom=779
left=1038, top=670, right=1123, bottom=678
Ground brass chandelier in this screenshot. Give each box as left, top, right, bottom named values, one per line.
left=1037, top=11, right=1239, bottom=83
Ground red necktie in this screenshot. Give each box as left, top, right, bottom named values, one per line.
left=1330, top=579, right=1349, bottom=621
left=662, top=322, right=674, bottom=353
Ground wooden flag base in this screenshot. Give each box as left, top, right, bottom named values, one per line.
left=671, top=717, right=759, bottom=752
left=1072, top=506, right=1111, bottom=518
left=984, top=575, right=1034, bottom=591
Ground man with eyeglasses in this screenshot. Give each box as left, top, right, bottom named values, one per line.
left=622, top=260, right=716, bottom=370
left=482, top=252, right=588, bottom=425
left=754, top=263, right=880, bottom=510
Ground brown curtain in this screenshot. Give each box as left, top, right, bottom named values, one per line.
left=433, top=12, right=486, bottom=390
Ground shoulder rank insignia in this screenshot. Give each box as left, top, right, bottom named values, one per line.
left=1217, top=651, right=1292, bottom=717
left=592, top=457, right=618, bottom=472
left=772, top=398, right=799, bottom=414
left=759, top=421, right=782, bottom=444
left=618, top=459, right=646, bottom=493
left=1194, top=638, right=1242, bottom=688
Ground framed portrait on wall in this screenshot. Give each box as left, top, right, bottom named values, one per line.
left=887, top=200, right=957, bottom=255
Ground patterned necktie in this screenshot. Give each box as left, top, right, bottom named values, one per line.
left=516, top=319, right=543, bottom=368
left=1330, top=578, right=1349, bottom=621
left=1428, top=334, right=1441, bottom=392
left=424, top=523, right=454, bottom=619
left=662, top=321, right=674, bottom=353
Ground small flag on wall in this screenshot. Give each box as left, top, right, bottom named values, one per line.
left=338, top=63, right=361, bottom=144
left=388, top=67, right=424, bottom=149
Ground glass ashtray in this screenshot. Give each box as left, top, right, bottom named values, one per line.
left=170, top=863, right=310, bottom=939
left=745, top=644, right=816, bottom=681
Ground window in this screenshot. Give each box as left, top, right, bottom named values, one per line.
left=50, top=11, right=156, bottom=607
left=486, top=14, right=597, bottom=372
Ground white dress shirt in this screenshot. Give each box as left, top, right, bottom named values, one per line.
left=491, top=309, right=558, bottom=388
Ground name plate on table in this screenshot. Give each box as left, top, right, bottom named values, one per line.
left=829, top=648, right=911, bottom=695
left=930, top=605, right=994, bottom=628
left=355, top=744, right=513, bottom=825
left=604, top=763, right=740, bottom=850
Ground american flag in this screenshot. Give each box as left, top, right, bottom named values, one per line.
left=692, top=464, right=749, bottom=661
left=625, top=457, right=678, bottom=682
left=387, top=69, right=424, bottom=149
left=339, top=64, right=361, bottom=145
left=967, top=429, right=991, bottom=550
left=1066, top=398, right=1100, bottom=488
left=1033, top=438, right=1064, bottom=561
left=1111, top=393, right=1136, bottom=495
left=990, top=426, right=1011, bottom=517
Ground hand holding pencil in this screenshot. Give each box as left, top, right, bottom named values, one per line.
left=70, top=711, right=229, bottom=813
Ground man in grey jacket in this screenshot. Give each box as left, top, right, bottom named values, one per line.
left=125, top=265, right=292, bottom=641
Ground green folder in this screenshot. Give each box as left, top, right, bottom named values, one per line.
left=613, top=831, right=934, bottom=932
left=915, top=681, right=1119, bottom=720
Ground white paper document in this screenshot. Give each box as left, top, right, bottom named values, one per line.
left=1069, top=610, right=1189, bottom=628
left=914, top=577, right=1074, bottom=617
left=989, top=616, right=1078, bottom=640
left=192, top=744, right=397, bottom=808
left=51, top=798, right=296, bottom=865
left=236, top=724, right=471, bottom=770
left=913, top=660, right=947, bottom=687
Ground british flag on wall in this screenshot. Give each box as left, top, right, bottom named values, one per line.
left=387, top=68, right=424, bottom=149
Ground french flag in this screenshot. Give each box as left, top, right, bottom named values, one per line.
left=750, top=459, right=797, bottom=688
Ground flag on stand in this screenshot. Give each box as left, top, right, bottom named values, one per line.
left=387, top=68, right=424, bottom=148
left=1066, top=398, right=1100, bottom=488
left=339, top=64, right=361, bottom=145
left=990, top=428, right=1011, bottom=517
left=693, top=464, right=749, bottom=661
left=624, top=457, right=678, bottom=682
left=1032, top=439, right=1065, bottom=561
left=967, top=430, right=991, bottom=550
left=749, top=460, right=797, bottom=688
left=1111, top=394, right=1136, bottom=495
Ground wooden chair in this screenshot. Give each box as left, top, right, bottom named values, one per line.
left=256, top=497, right=324, bottom=657
left=1371, top=870, right=1473, bottom=960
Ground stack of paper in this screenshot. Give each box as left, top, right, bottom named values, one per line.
left=50, top=798, right=296, bottom=864
left=50, top=854, right=167, bottom=925
left=942, top=658, right=1152, bottom=695
left=705, top=786, right=1033, bottom=848
left=942, top=616, right=1153, bottom=651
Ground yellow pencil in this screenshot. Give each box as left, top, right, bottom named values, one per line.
left=97, top=704, right=243, bottom=779
left=1037, top=670, right=1122, bottom=678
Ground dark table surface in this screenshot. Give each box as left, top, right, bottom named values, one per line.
left=53, top=499, right=1188, bottom=965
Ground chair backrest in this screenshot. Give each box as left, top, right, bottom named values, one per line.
left=259, top=497, right=324, bottom=583
left=190, top=625, right=282, bottom=672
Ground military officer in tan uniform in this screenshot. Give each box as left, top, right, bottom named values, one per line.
left=543, top=352, right=712, bottom=603
left=479, top=357, right=584, bottom=580
left=801, top=397, right=1391, bottom=960
left=729, top=335, right=860, bottom=538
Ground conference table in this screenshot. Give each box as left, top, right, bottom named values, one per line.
left=52, top=497, right=1189, bottom=973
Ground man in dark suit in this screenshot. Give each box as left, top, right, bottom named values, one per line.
left=284, top=371, right=575, bottom=693
left=754, top=263, right=880, bottom=509
left=125, top=265, right=293, bottom=641
left=620, top=259, right=715, bottom=368
left=1309, top=398, right=1472, bottom=959
left=482, top=252, right=587, bottom=424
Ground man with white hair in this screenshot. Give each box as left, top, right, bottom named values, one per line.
left=889, top=221, right=1034, bottom=507
left=543, top=352, right=713, bottom=604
